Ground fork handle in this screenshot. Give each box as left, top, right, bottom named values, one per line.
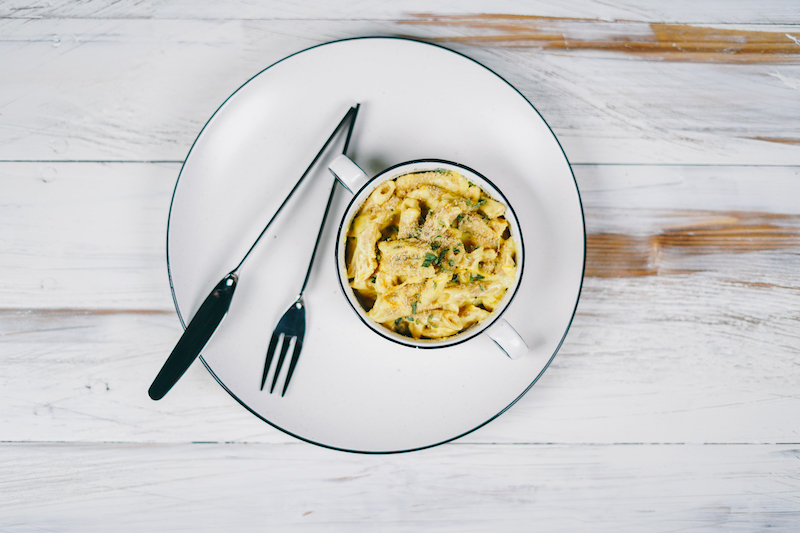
left=298, top=103, right=360, bottom=297
left=149, top=272, right=238, bottom=400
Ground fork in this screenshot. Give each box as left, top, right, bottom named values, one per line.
left=259, top=178, right=336, bottom=396
left=260, top=105, right=360, bottom=396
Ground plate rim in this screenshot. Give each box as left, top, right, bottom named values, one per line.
left=165, top=36, right=587, bottom=454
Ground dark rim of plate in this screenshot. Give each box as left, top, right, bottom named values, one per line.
left=165, top=36, right=587, bottom=455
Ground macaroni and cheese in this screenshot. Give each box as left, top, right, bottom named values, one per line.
left=345, top=169, right=518, bottom=340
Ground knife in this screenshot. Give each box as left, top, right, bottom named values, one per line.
left=149, top=105, right=360, bottom=400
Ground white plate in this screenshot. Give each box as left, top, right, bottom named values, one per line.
left=167, top=37, right=585, bottom=453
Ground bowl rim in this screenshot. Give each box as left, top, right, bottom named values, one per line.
left=333, top=158, right=526, bottom=350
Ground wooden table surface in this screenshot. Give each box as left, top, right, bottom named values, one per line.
left=2, top=1, right=799, bottom=530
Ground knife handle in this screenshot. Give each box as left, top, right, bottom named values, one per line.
left=148, top=272, right=238, bottom=400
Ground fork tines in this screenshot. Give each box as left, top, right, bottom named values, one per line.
left=261, top=299, right=306, bottom=396
left=261, top=333, right=301, bottom=396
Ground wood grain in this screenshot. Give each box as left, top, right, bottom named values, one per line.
left=402, top=14, right=800, bottom=63
left=4, top=162, right=798, bottom=309
left=0, top=162, right=176, bottom=310
left=2, top=160, right=798, bottom=446
left=0, top=19, right=799, bottom=164
left=3, top=280, right=799, bottom=445
left=2, top=3, right=800, bottom=529
left=2, top=0, right=800, bottom=23
left=587, top=211, right=800, bottom=277
left=2, top=443, right=798, bottom=532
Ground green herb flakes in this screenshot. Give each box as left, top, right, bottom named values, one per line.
left=422, top=253, right=438, bottom=268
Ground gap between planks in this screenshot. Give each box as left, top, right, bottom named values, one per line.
left=1, top=440, right=799, bottom=445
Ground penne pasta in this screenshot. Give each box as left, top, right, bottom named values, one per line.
left=346, top=169, right=518, bottom=340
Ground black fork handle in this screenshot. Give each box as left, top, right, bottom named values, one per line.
left=148, top=273, right=238, bottom=400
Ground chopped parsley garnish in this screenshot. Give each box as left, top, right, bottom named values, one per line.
left=452, top=273, right=459, bottom=282
left=411, top=301, right=418, bottom=314
left=468, top=181, right=474, bottom=187
left=422, top=248, right=450, bottom=268
left=448, top=260, right=454, bottom=267
left=469, top=273, right=485, bottom=283
left=430, top=241, right=440, bottom=250
left=422, top=253, right=438, bottom=268
left=370, top=275, right=377, bottom=283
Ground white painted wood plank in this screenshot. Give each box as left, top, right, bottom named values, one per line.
left=2, top=0, right=799, bottom=24
left=0, top=309, right=275, bottom=444
left=1, top=443, right=798, bottom=531
left=3, top=163, right=796, bottom=444
left=3, top=162, right=798, bottom=310
left=2, top=275, right=798, bottom=445
left=2, top=163, right=798, bottom=444
left=0, top=163, right=177, bottom=311
left=576, top=164, right=800, bottom=221
left=2, top=2, right=798, bottom=528
left=1, top=19, right=798, bottom=164
left=477, top=275, right=800, bottom=444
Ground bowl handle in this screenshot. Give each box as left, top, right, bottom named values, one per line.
left=329, top=154, right=369, bottom=193
left=486, top=319, right=529, bottom=360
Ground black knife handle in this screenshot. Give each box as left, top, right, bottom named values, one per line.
left=148, top=272, right=238, bottom=400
